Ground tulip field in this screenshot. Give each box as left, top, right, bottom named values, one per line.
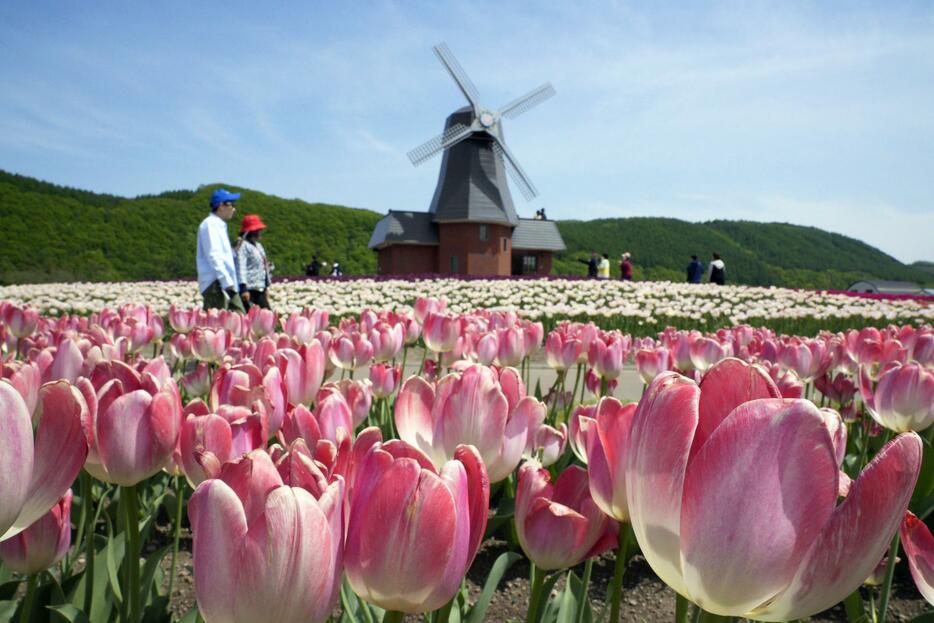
left=1, top=277, right=932, bottom=336
left=1, top=289, right=934, bottom=623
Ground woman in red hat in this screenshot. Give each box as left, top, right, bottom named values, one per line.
left=236, top=214, right=272, bottom=309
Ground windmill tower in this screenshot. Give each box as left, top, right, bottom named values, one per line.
left=368, top=43, right=565, bottom=276
left=408, top=43, right=555, bottom=227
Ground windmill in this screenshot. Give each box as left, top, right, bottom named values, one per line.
left=407, top=43, right=555, bottom=224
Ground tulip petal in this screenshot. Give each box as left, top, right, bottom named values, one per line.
left=680, top=399, right=838, bottom=615
left=752, top=432, right=922, bottom=621
left=235, top=487, right=337, bottom=623
left=694, top=358, right=779, bottom=453
left=0, top=382, right=33, bottom=540
left=626, top=373, right=699, bottom=597
left=189, top=479, right=249, bottom=623
left=395, top=376, right=435, bottom=453
left=12, top=382, right=89, bottom=533
left=453, top=445, right=490, bottom=564
left=901, top=511, right=934, bottom=606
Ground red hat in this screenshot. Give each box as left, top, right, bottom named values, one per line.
left=240, top=214, right=267, bottom=234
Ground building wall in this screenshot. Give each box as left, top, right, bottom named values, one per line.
left=377, top=245, right=438, bottom=275
left=511, top=251, right=554, bottom=275
left=437, top=223, right=512, bottom=276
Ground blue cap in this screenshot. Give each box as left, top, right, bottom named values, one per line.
left=210, top=188, right=241, bottom=207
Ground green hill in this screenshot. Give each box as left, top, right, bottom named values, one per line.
left=0, top=169, right=928, bottom=289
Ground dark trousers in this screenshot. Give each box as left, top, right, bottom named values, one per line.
left=244, top=289, right=270, bottom=310
left=201, top=280, right=246, bottom=313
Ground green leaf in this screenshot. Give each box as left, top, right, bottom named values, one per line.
left=105, top=532, right=126, bottom=605
left=556, top=571, right=581, bottom=623
left=140, top=595, right=171, bottom=623
left=907, top=614, right=934, bottom=623
left=0, top=601, right=18, bottom=623
left=912, top=438, right=934, bottom=512
left=465, top=552, right=520, bottom=623
left=140, top=544, right=171, bottom=605
left=177, top=606, right=200, bottom=623
left=67, top=534, right=116, bottom=623
left=0, top=581, right=19, bottom=601
left=537, top=571, right=564, bottom=623
left=47, top=604, right=91, bottom=623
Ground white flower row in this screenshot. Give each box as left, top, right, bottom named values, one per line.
left=0, top=278, right=930, bottom=326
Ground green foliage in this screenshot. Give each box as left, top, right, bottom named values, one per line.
left=553, top=217, right=931, bottom=289
left=0, top=169, right=928, bottom=289
left=0, top=172, right=381, bottom=284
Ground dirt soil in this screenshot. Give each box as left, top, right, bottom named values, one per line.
left=160, top=532, right=930, bottom=622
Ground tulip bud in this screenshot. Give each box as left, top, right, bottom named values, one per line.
left=0, top=490, right=72, bottom=574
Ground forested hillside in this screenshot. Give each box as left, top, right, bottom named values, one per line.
left=0, top=170, right=928, bottom=289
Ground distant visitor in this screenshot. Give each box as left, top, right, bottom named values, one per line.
left=598, top=253, right=610, bottom=280
left=196, top=189, right=245, bottom=312
left=709, top=253, right=726, bottom=285
left=329, top=261, right=343, bottom=277
left=578, top=251, right=598, bottom=278
left=687, top=255, right=704, bottom=284
left=236, top=214, right=272, bottom=310
left=619, top=252, right=633, bottom=281
left=305, top=255, right=321, bottom=277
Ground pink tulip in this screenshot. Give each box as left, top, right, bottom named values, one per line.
left=545, top=332, right=582, bottom=372
left=689, top=336, right=728, bottom=373
left=181, top=362, right=212, bottom=398
left=178, top=411, right=232, bottom=486
left=778, top=339, right=829, bottom=382
left=524, top=423, right=568, bottom=467
left=168, top=305, right=200, bottom=334
left=324, top=379, right=373, bottom=428
left=395, top=364, right=544, bottom=482
left=475, top=332, right=499, bottom=366
left=901, top=512, right=934, bottom=605
left=369, top=363, right=401, bottom=399
left=515, top=462, right=617, bottom=570
left=588, top=335, right=628, bottom=380
left=368, top=322, right=404, bottom=362
left=496, top=327, right=525, bottom=367
left=814, top=372, right=857, bottom=404
left=523, top=321, right=545, bottom=357
left=0, top=490, right=72, bottom=574
left=328, top=332, right=373, bottom=371
left=635, top=347, right=670, bottom=385
left=413, top=297, right=445, bottom=325
left=423, top=312, right=460, bottom=354
left=345, top=440, right=488, bottom=613
left=2, top=304, right=39, bottom=338
left=191, top=328, right=230, bottom=363
left=248, top=306, right=278, bottom=339
left=1, top=360, right=40, bottom=415
left=912, top=333, right=934, bottom=367
left=862, top=362, right=934, bottom=432
left=40, top=338, right=84, bottom=384
left=626, top=361, right=922, bottom=619
left=578, top=397, right=638, bottom=521
left=189, top=450, right=343, bottom=623
left=88, top=372, right=182, bottom=486
left=277, top=342, right=326, bottom=407
left=0, top=381, right=88, bottom=541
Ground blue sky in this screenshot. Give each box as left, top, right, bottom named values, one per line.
left=1, top=1, right=932, bottom=263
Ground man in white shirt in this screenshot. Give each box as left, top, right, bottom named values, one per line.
left=197, top=188, right=246, bottom=312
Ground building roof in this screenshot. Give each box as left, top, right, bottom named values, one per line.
left=428, top=108, right=519, bottom=227
left=511, top=218, right=566, bottom=251
left=367, top=211, right=439, bottom=249
left=847, top=280, right=924, bottom=294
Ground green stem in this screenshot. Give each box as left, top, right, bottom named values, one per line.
left=675, top=593, right=691, bottom=623
left=383, top=611, right=405, bottom=623
left=569, top=363, right=583, bottom=410
left=696, top=610, right=735, bottom=622
left=526, top=563, right=546, bottom=623
left=877, top=531, right=900, bottom=622
left=123, top=485, right=141, bottom=623
left=83, top=474, right=96, bottom=616
left=400, top=345, right=409, bottom=379
left=600, top=378, right=608, bottom=398
left=843, top=589, right=866, bottom=622
left=608, top=523, right=633, bottom=623
left=167, top=475, right=185, bottom=603
left=19, top=573, right=38, bottom=623
left=576, top=557, right=594, bottom=623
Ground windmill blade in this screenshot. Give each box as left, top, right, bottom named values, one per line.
left=492, top=140, right=538, bottom=200
left=407, top=123, right=474, bottom=166
left=498, top=83, right=556, bottom=120
left=433, top=43, right=482, bottom=112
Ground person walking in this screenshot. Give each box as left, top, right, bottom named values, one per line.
left=597, top=253, right=611, bottom=280
left=619, top=252, right=633, bottom=281
left=236, top=214, right=272, bottom=310
left=687, top=255, right=704, bottom=283
left=329, top=261, right=343, bottom=277
left=709, top=253, right=726, bottom=285
left=196, top=188, right=245, bottom=312
left=578, top=251, right=599, bottom=278
left=305, top=255, right=321, bottom=277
